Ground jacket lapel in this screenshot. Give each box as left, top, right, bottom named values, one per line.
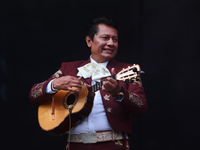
left=106, top=59, right=119, bottom=73
left=78, top=59, right=91, bottom=85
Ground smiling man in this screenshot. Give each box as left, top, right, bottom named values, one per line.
left=86, top=23, right=118, bottom=63
left=29, top=17, right=147, bottom=150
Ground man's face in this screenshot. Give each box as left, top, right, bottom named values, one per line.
left=86, top=24, right=118, bottom=63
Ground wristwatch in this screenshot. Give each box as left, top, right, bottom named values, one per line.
left=113, top=87, right=124, bottom=101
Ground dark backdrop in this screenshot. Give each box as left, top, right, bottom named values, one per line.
left=1, top=0, right=200, bottom=150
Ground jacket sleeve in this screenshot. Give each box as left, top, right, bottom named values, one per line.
left=118, top=75, right=148, bottom=117
left=29, top=63, right=66, bottom=104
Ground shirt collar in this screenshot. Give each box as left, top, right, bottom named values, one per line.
left=90, top=55, right=109, bottom=68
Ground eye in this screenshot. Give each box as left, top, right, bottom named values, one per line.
left=102, top=36, right=108, bottom=40
left=113, top=38, right=118, bottom=42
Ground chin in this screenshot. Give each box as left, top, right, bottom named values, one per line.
left=103, top=56, right=115, bottom=61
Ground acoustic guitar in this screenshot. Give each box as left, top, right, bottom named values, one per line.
left=38, top=64, right=144, bottom=135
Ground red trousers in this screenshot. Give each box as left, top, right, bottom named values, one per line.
left=66, top=139, right=130, bottom=150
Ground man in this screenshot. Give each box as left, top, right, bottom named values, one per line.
left=29, top=17, right=147, bottom=150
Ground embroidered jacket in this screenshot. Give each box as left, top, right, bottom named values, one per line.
left=29, top=59, right=147, bottom=134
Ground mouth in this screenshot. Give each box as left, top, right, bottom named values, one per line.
left=102, top=49, right=114, bottom=53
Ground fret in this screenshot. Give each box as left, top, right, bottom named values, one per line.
left=97, top=83, right=99, bottom=90
left=92, top=85, right=94, bottom=93
left=96, top=82, right=100, bottom=90
left=100, top=81, right=102, bottom=89
left=91, top=86, right=94, bottom=93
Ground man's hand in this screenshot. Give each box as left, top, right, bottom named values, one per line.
left=53, top=76, right=82, bottom=91
left=102, top=68, right=121, bottom=95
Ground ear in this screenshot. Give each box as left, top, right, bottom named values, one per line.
left=85, top=36, right=92, bottom=48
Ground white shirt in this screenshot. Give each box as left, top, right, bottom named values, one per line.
left=46, top=57, right=112, bottom=134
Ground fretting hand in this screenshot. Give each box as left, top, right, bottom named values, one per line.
left=102, top=68, right=121, bottom=95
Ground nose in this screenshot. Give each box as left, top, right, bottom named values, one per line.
left=107, top=38, right=114, bottom=46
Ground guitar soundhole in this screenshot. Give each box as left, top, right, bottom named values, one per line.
left=63, top=92, right=78, bottom=109
left=67, top=94, right=76, bottom=105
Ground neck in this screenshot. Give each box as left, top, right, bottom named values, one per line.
left=90, top=55, right=109, bottom=64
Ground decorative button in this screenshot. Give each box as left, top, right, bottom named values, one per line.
left=115, top=140, right=123, bottom=146
left=104, top=94, right=110, bottom=101
left=107, top=107, right=112, bottom=112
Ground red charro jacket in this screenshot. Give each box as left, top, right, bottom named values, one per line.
left=29, top=59, right=147, bottom=134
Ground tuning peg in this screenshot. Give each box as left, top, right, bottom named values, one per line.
left=136, top=76, right=140, bottom=81
left=133, top=67, right=145, bottom=74
left=133, top=67, right=137, bottom=72
left=138, top=71, right=145, bottom=74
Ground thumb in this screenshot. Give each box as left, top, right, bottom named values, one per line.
left=111, top=68, right=116, bottom=75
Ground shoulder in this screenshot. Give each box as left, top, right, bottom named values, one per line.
left=61, top=60, right=88, bottom=68
left=57, top=60, right=89, bottom=76
left=110, top=59, right=133, bottom=68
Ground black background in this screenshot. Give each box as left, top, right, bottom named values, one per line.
left=1, top=0, right=200, bottom=150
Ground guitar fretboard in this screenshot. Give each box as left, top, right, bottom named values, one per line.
left=88, top=80, right=103, bottom=93
left=87, top=74, right=116, bottom=93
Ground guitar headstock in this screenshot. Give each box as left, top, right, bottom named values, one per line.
left=116, top=64, right=144, bottom=81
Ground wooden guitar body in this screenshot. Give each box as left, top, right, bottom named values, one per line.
left=38, top=82, right=94, bottom=135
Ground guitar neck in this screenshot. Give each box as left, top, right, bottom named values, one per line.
left=86, top=64, right=143, bottom=94
left=88, top=74, right=116, bottom=93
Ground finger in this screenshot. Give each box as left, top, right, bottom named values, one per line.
left=71, top=83, right=83, bottom=88
left=111, top=68, right=116, bottom=75
left=68, top=87, right=77, bottom=91
left=71, top=79, right=82, bottom=84
left=103, top=80, right=114, bottom=90
left=106, top=77, right=117, bottom=85
left=101, top=84, right=109, bottom=92
left=70, top=77, right=82, bottom=84
left=68, top=76, right=80, bottom=80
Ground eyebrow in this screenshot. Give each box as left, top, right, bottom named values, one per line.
left=100, top=34, right=118, bottom=37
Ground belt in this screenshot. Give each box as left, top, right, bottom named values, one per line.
left=68, top=130, right=128, bottom=144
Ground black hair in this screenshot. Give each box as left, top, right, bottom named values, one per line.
left=86, top=17, right=119, bottom=41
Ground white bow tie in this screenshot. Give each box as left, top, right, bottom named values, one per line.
left=77, top=62, right=111, bottom=82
